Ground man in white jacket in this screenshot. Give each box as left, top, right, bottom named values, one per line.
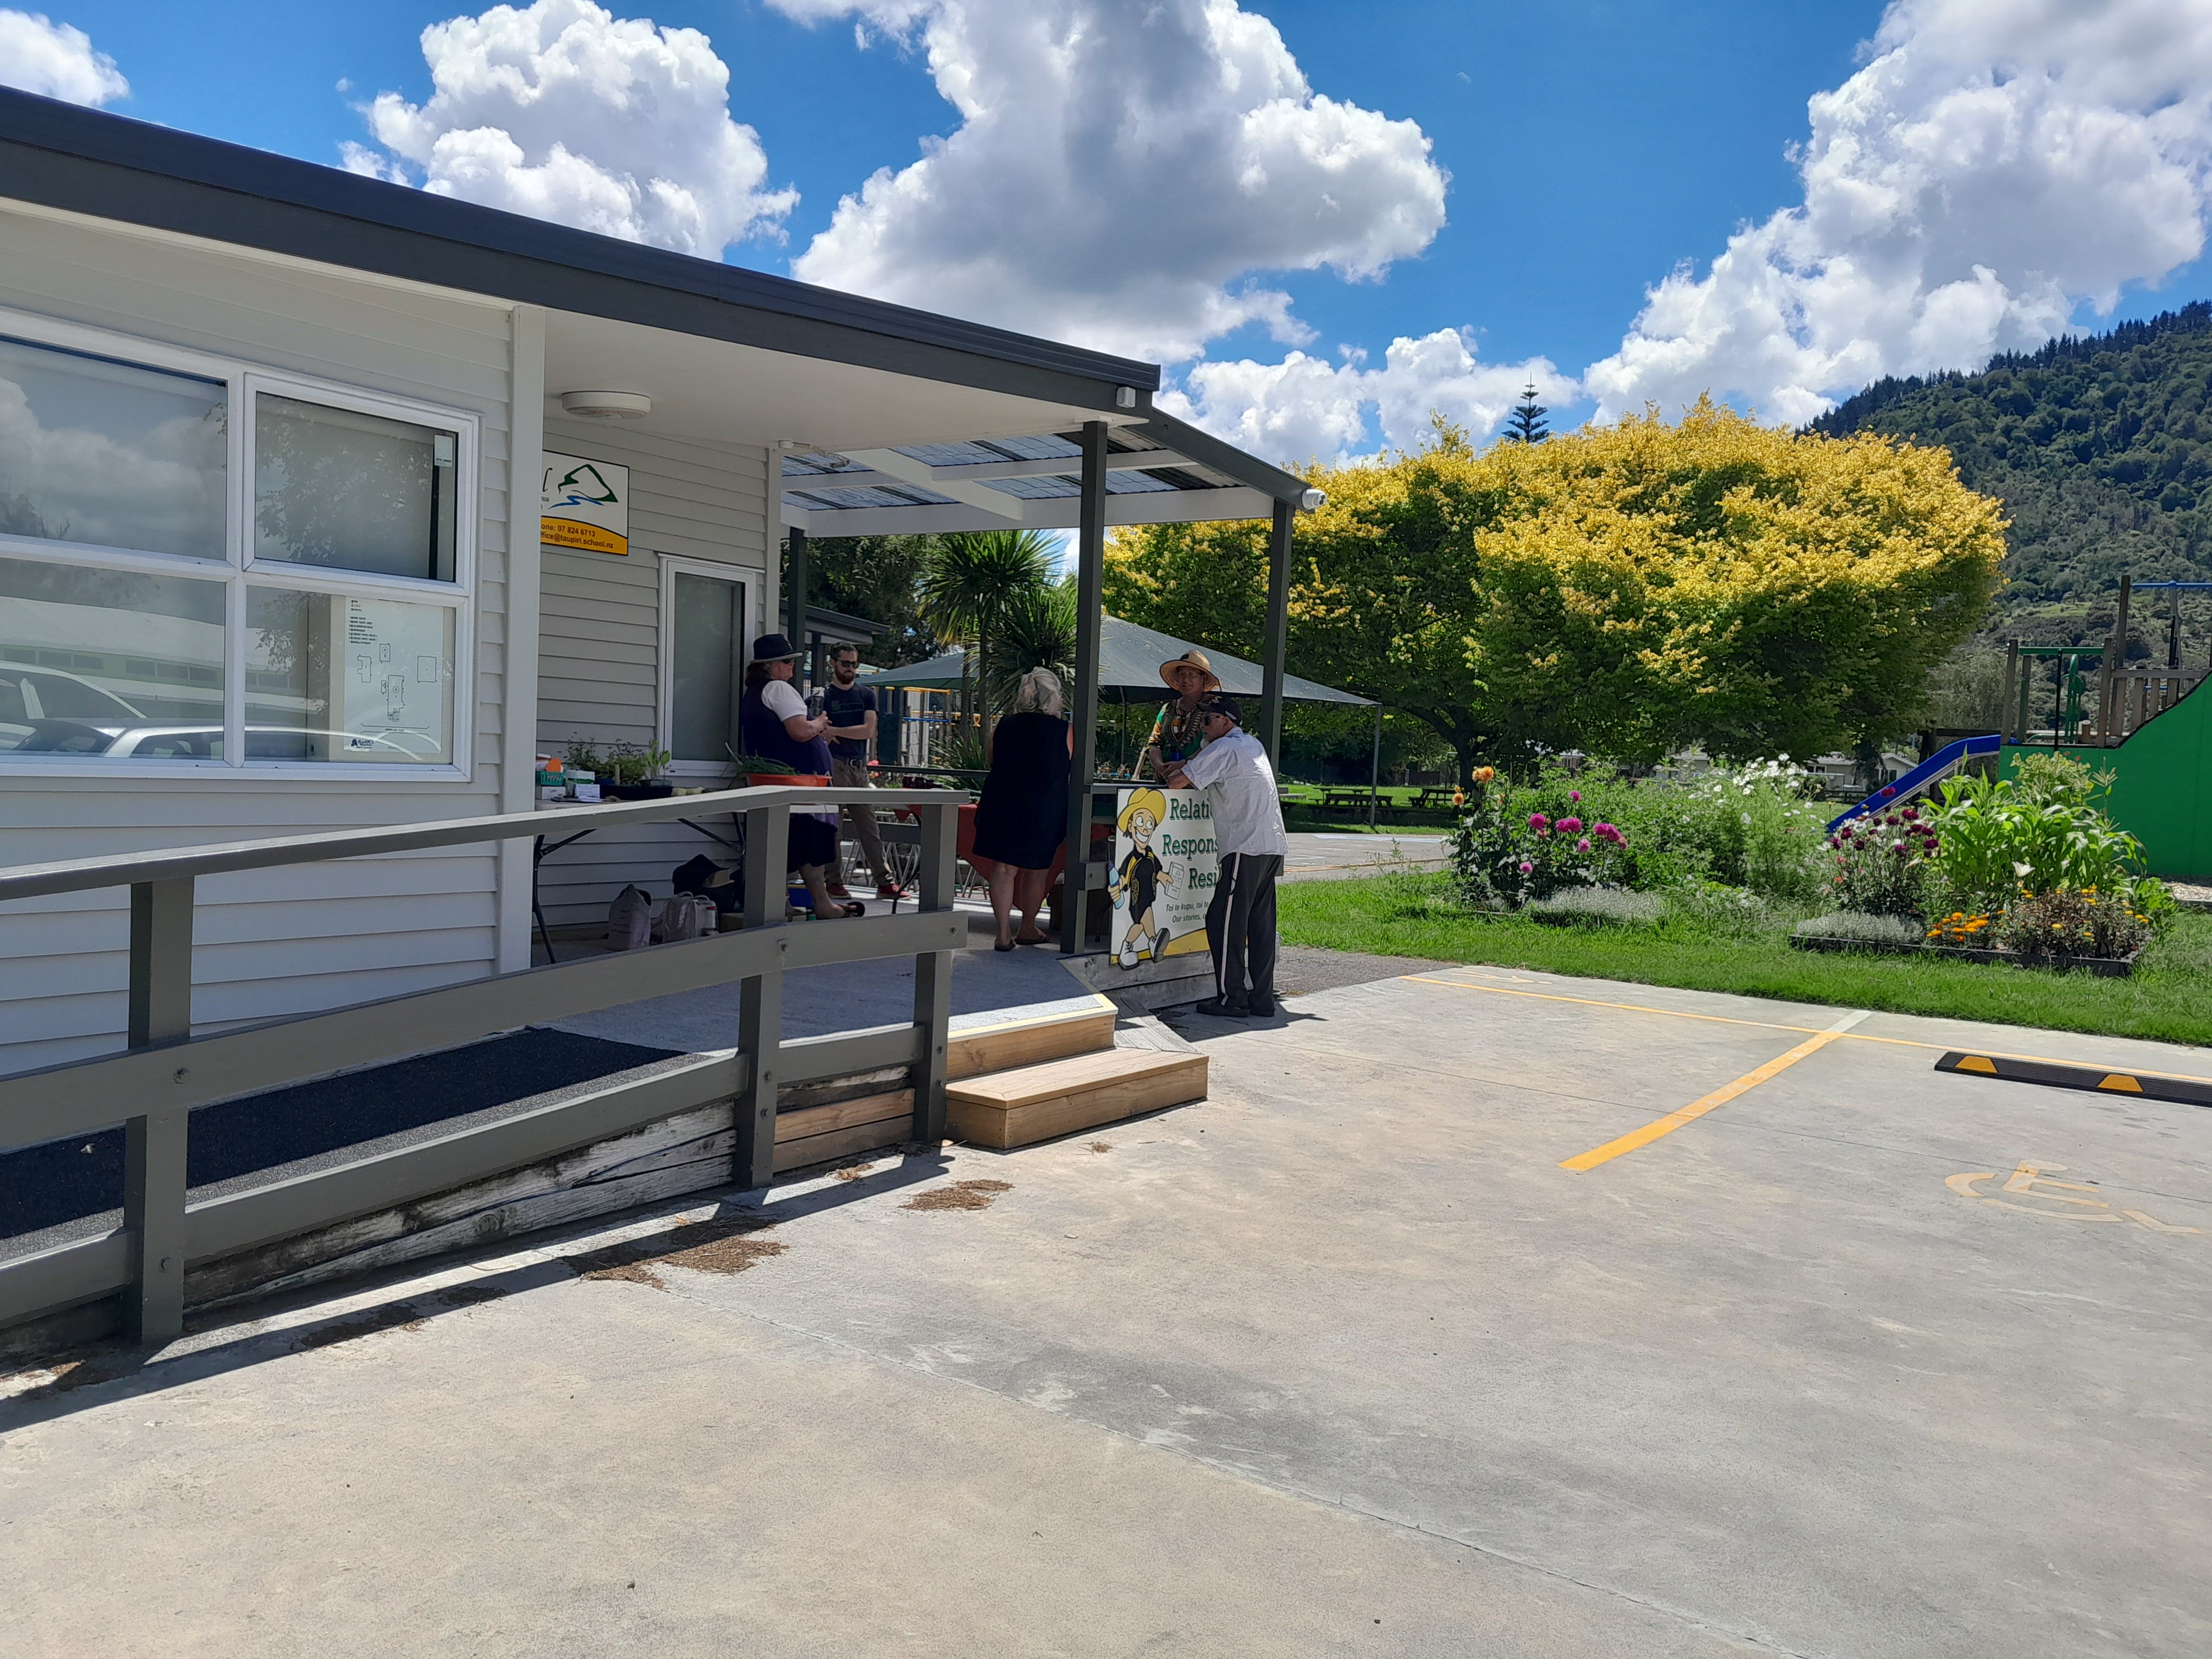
left=1165, top=695, right=1287, bottom=1019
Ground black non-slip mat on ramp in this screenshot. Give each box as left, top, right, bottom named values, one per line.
left=0, top=1028, right=682, bottom=1245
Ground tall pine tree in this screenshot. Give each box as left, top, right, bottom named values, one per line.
left=1504, top=382, right=1549, bottom=444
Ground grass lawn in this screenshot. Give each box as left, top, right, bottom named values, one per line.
left=1280, top=872, right=2212, bottom=1049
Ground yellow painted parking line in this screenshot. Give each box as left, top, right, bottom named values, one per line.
left=1560, top=1012, right=1869, bottom=1172
left=1403, top=974, right=2212, bottom=1088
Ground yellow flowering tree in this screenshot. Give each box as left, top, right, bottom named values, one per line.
left=1108, top=401, right=2005, bottom=779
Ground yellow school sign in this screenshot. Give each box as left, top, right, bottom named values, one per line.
left=541, top=453, right=630, bottom=555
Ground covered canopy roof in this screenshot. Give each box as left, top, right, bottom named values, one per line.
left=857, top=616, right=1371, bottom=707
left=0, top=88, right=1316, bottom=536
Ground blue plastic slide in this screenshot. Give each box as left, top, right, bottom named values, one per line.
left=1826, top=733, right=2003, bottom=832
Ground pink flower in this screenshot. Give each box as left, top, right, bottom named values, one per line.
left=1568, top=790, right=1581, bottom=803
left=1577, top=837, right=1592, bottom=852
left=1527, top=813, right=1549, bottom=831
left=1517, top=860, right=1534, bottom=876
left=1557, top=816, right=1583, bottom=834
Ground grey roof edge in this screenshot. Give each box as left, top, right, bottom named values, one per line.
left=1133, top=409, right=1313, bottom=506
left=0, top=87, right=1162, bottom=409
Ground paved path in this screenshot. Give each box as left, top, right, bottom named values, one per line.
left=1283, top=829, right=1450, bottom=880
left=5, top=962, right=2208, bottom=1657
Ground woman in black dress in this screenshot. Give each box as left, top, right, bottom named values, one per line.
left=972, top=667, right=1073, bottom=949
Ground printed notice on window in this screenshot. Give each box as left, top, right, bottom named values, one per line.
left=338, top=596, right=452, bottom=762
left=541, top=452, right=630, bottom=556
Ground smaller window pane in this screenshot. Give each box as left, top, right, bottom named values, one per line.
left=0, top=333, right=228, bottom=560
left=671, top=571, right=744, bottom=763
left=254, top=394, right=459, bottom=582
left=247, top=587, right=455, bottom=764
left=0, top=554, right=226, bottom=760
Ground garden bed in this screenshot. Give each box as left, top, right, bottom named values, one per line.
left=1787, top=932, right=2142, bottom=977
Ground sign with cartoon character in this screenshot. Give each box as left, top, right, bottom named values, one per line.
left=1109, top=786, right=1217, bottom=968
left=541, top=453, right=631, bottom=556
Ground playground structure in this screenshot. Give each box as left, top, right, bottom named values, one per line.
left=1827, top=579, right=2210, bottom=879
left=1995, top=576, right=2212, bottom=882
left=1999, top=577, right=2211, bottom=748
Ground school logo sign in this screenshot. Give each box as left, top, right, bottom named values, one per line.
left=1109, top=786, right=1217, bottom=968
left=541, top=453, right=630, bottom=555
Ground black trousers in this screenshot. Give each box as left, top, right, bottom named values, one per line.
left=1205, top=851, right=1282, bottom=1007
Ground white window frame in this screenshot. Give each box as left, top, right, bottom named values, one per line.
left=657, top=554, right=755, bottom=781
left=0, top=305, right=479, bottom=781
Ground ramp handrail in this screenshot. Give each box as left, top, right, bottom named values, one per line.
left=0, top=783, right=967, bottom=1346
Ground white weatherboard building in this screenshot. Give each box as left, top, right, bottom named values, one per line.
left=0, top=88, right=1315, bottom=1076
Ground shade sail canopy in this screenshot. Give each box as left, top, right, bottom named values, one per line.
left=857, top=615, right=1371, bottom=706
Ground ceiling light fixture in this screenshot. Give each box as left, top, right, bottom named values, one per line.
left=559, top=390, right=652, bottom=421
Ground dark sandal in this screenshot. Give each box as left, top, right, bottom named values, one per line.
left=840, top=902, right=866, bottom=918
left=994, top=938, right=1017, bottom=951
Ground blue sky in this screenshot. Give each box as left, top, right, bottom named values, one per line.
left=14, top=1, right=2212, bottom=457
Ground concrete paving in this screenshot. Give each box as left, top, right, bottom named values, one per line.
left=4, top=960, right=2208, bottom=1657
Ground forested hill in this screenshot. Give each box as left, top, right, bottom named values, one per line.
left=1809, top=302, right=2212, bottom=634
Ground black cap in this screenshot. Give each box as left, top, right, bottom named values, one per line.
left=1199, top=693, right=1241, bottom=724
left=750, top=633, right=802, bottom=661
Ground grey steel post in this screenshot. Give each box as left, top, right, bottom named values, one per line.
left=1060, top=420, right=1109, bottom=954
left=125, top=877, right=193, bottom=1344
left=909, top=798, right=959, bottom=1143
left=1259, top=497, right=1293, bottom=763
left=785, top=528, right=809, bottom=655
left=734, top=802, right=790, bottom=1188
left=1369, top=705, right=1382, bottom=831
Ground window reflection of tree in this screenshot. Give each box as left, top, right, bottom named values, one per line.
left=254, top=397, right=454, bottom=582
left=248, top=590, right=332, bottom=756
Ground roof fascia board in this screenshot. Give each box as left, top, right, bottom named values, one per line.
left=0, top=89, right=1158, bottom=414
left=783, top=486, right=1277, bottom=536
left=1131, top=409, right=1311, bottom=505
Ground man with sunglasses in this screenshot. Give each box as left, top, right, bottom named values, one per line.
left=1163, top=695, right=1287, bottom=1019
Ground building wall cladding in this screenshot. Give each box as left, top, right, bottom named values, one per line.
left=0, top=204, right=519, bottom=1074
left=534, top=416, right=773, bottom=931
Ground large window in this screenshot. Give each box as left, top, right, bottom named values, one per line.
left=661, top=560, right=750, bottom=770
left=0, top=313, right=475, bottom=774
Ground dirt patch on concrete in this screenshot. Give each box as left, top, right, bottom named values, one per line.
left=298, top=1303, right=429, bottom=1349
left=4, top=1353, right=124, bottom=1401
left=1088, top=1142, right=1113, bottom=1154
left=833, top=1162, right=876, bottom=1181
left=903, top=1179, right=1013, bottom=1213
left=567, top=1217, right=786, bottom=1291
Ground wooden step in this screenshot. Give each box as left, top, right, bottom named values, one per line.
left=946, top=1049, right=1208, bottom=1150
left=946, top=1005, right=1116, bottom=1081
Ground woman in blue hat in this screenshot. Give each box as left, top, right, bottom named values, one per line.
left=740, top=634, right=864, bottom=918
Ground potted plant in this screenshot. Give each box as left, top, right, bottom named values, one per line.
left=728, top=751, right=827, bottom=789
left=601, top=742, right=675, bottom=800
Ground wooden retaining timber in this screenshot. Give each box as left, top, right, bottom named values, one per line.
left=1, top=996, right=1201, bottom=1360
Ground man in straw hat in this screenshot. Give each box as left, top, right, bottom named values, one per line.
left=1164, top=694, right=1286, bottom=1019
left=1140, top=649, right=1220, bottom=782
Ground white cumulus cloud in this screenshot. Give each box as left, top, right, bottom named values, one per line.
left=346, top=0, right=794, bottom=256
left=773, top=0, right=1448, bottom=363
left=0, top=9, right=127, bottom=105
left=1163, top=332, right=1573, bottom=467
left=1585, top=0, right=2212, bottom=426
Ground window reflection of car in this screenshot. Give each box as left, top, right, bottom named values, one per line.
left=5, top=721, right=439, bottom=761
left=0, top=667, right=147, bottom=750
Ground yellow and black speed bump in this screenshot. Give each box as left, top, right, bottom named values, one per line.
left=1936, top=1051, right=2212, bottom=1108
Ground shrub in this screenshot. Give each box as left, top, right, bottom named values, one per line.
left=1992, top=887, right=2154, bottom=962
left=1663, top=880, right=1778, bottom=937
left=1795, top=911, right=1926, bottom=944
left=1928, top=759, right=2145, bottom=911
left=1529, top=886, right=1666, bottom=927
left=1449, top=769, right=1629, bottom=905
left=1823, top=804, right=1940, bottom=917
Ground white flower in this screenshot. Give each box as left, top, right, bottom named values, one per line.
left=2012, top=861, right=2033, bottom=877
